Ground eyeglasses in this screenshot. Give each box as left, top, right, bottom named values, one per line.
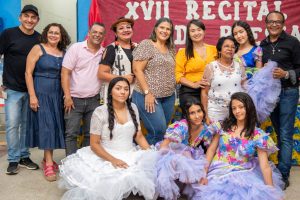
left=266, top=20, right=284, bottom=25
left=48, top=31, right=60, bottom=36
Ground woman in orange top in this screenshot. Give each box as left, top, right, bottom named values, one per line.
left=175, top=19, right=217, bottom=114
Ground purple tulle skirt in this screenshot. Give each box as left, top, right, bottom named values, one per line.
left=247, top=61, right=281, bottom=122
left=155, top=143, right=208, bottom=200
left=191, top=159, right=284, bottom=200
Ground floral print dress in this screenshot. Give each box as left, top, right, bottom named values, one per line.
left=191, top=122, right=284, bottom=200
left=155, top=119, right=211, bottom=200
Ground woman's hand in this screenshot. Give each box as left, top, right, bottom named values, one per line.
left=111, top=158, right=129, bottom=169
left=192, top=79, right=209, bottom=89
left=199, top=177, right=208, bottom=185
left=124, top=73, right=135, bottom=84
left=145, top=93, right=156, bottom=113
left=29, top=95, right=39, bottom=112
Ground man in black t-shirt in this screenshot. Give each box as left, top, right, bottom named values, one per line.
left=261, top=11, right=300, bottom=190
left=0, top=4, right=40, bottom=175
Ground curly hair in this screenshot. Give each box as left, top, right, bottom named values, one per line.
left=231, top=20, right=256, bottom=46
left=149, top=17, right=175, bottom=50
left=222, top=92, right=258, bottom=138
left=41, top=23, right=71, bottom=51
left=216, top=36, right=238, bottom=59
left=106, top=77, right=139, bottom=140
left=185, top=19, right=206, bottom=60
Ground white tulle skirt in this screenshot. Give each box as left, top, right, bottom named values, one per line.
left=59, top=146, right=158, bottom=200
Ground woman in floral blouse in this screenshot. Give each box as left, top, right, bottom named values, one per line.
left=132, top=17, right=176, bottom=145
left=201, top=36, right=246, bottom=122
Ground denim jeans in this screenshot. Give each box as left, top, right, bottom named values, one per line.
left=270, top=87, right=299, bottom=180
left=132, top=91, right=175, bottom=145
left=5, top=89, right=30, bottom=162
left=64, top=95, right=100, bottom=156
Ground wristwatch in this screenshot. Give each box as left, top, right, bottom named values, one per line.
left=285, top=71, right=289, bottom=79
left=144, top=89, right=150, bottom=95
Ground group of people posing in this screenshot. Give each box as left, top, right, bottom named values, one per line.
left=1, top=3, right=300, bottom=200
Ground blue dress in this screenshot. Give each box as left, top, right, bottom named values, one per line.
left=26, top=44, right=65, bottom=149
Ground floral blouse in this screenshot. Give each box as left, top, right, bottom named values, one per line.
left=207, top=122, right=278, bottom=168
left=164, top=119, right=212, bottom=148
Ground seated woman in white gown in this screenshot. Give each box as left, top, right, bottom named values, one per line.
left=59, top=77, right=157, bottom=200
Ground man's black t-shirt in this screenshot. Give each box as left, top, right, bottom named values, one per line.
left=0, top=27, right=40, bottom=92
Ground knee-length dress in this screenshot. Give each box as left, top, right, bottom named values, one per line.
left=26, top=44, right=65, bottom=149
left=192, top=122, right=284, bottom=200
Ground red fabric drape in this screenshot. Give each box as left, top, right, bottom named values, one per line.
left=88, top=0, right=102, bottom=26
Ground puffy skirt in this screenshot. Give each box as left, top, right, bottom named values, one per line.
left=155, top=143, right=208, bottom=200
left=191, top=160, right=285, bottom=200
left=59, top=146, right=158, bottom=200
left=247, top=61, right=281, bottom=122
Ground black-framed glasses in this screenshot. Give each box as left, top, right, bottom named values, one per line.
left=266, top=20, right=284, bottom=25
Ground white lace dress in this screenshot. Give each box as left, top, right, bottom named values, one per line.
left=204, top=60, right=246, bottom=121
left=59, top=104, right=158, bottom=200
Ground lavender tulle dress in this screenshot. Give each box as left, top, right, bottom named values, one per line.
left=191, top=122, right=285, bottom=200
left=235, top=46, right=281, bottom=122
left=155, top=119, right=212, bottom=200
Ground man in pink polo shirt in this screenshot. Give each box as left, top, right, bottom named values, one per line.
left=61, top=23, right=106, bottom=156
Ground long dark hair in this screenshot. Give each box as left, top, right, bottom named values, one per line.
left=41, top=23, right=71, bottom=51
left=107, top=77, right=139, bottom=140
left=222, top=92, right=258, bottom=138
left=185, top=19, right=206, bottom=60
left=183, top=97, right=206, bottom=127
left=149, top=17, right=175, bottom=50
left=231, top=20, right=256, bottom=46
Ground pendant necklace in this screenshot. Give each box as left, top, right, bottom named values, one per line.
left=271, top=42, right=279, bottom=55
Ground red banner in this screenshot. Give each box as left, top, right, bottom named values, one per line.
left=92, top=0, right=300, bottom=48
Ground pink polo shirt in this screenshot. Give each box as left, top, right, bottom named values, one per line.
left=62, top=40, right=104, bottom=98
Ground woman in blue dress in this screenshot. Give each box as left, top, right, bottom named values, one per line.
left=155, top=98, right=211, bottom=199
left=25, top=23, right=70, bottom=181
left=232, top=21, right=281, bottom=122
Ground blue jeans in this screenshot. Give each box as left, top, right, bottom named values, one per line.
left=132, top=91, right=175, bottom=145
left=5, top=89, right=30, bottom=162
left=270, top=87, right=299, bottom=180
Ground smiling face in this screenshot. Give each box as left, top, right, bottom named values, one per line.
left=155, top=21, right=172, bottom=43
left=111, top=80, right=130, bottom=104
left=189, top=23, right=205, bottom=43
left=266, top=13, right=284, bottom=38
left=188, top=104, right=204, bottom=126
left=232, top=99, right=246, bottom=123
left=220, top=39, right=236, bottom=59
left=19, top=11, right=39, bottom=32
left=47, top=26, right=61, bottom=46
left=115, top=22, right=133, bottom=42
left=88, top=24, right=105, bottom=45
left=233, top=25, right=249, bottom=46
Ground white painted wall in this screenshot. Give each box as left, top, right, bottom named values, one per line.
left=22, top=0, right=77, bottom=42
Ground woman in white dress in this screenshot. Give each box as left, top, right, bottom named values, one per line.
left=59, top=77, right=157, bottom=200
left=201, top=36, right=246, bottom=122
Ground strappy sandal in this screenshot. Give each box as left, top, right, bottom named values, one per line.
left=43, top=164, right=56, bottom=182
left=41, top=159, right=59, bottom=172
